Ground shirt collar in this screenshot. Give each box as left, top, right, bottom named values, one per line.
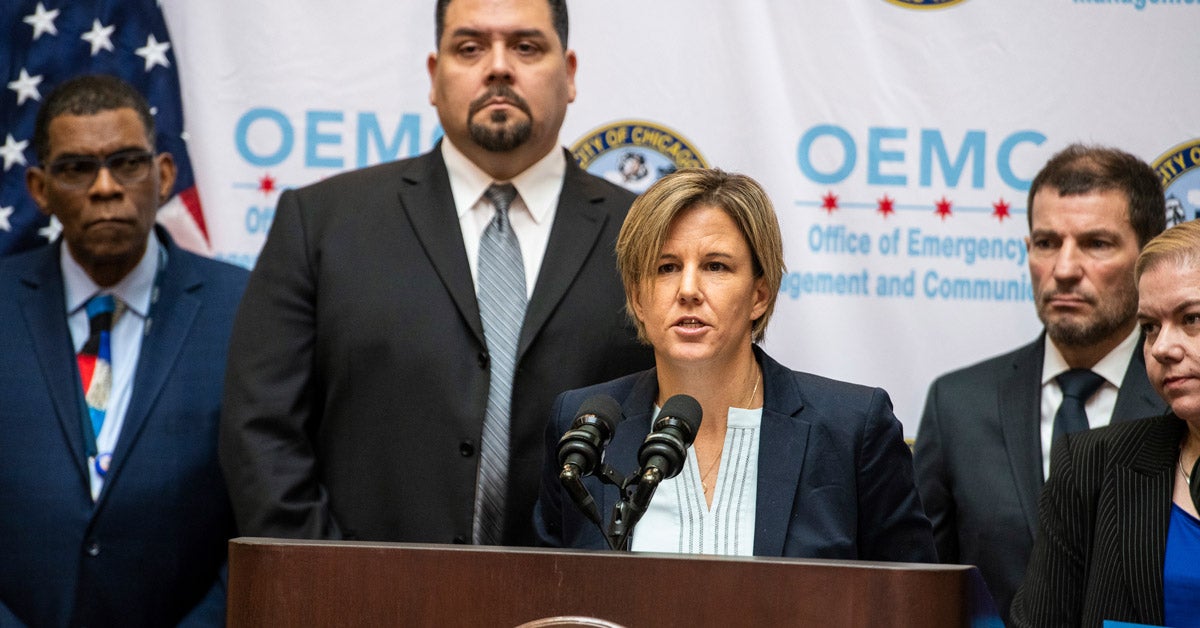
left=62, top=231, right=162, bottom=318
left=440, top=137, right=565, bottom=224
left=1042, top=325, right=1140, bottom=388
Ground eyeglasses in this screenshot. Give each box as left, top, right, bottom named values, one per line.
left=46, top=149, right=155, bottom=190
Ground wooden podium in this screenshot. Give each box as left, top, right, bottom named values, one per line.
left=227, top=538, right=997, bottom=627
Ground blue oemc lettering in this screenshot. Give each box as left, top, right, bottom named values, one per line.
left=797, top=124, right=1046, bottom=192
left=234, top=108, right=435, bottom=169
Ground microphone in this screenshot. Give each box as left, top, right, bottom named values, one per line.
left=557, top=394, right=624, bottom=528
left=609, top=394, right=703, bottom=550
left=636, top=394, right=703, bottom=481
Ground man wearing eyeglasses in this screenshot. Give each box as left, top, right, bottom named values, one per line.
left=0, top=74, right=247, bottom=627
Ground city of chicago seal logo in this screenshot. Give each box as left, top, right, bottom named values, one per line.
left=1153, top=139, right=1200, bottom=228
left=884, top=0, right=969, bottom=8
left=571, top=120, right=707, bottom=194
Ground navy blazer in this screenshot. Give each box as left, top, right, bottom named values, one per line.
left=0, top=229, right=248, bottom=627
left=1011, top=414, right=1186, bottom=627
left=534, top=347, right=936, bottom=562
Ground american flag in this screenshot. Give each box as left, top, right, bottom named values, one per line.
left=0, top=0, right=209, bottom=257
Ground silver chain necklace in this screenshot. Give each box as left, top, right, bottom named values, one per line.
left=1179, top=449, right=1193, bottom=487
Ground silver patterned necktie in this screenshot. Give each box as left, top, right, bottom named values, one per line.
left=473, top=183, right=526, bottom=544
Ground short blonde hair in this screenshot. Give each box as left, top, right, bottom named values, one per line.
left=1136, top=219, right=1200, bottom=283
left=615, top=168, right=785, bottom=343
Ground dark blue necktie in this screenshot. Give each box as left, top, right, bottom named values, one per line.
left=1052, top=369, right=1105, bottom=447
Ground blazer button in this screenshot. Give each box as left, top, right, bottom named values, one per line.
left=478, top=351, right=489, bottom=369
left=453, top=534, right=468, bottom=544
left=459, top=440, right=475, bottom=457
left=85, top=541, right=100, bottom=557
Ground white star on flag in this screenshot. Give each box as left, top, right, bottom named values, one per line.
left=135, top=34, right=171, bottom=71
left=38, top=216, right=62, bottom=243
left=81, top=19, right=116, bottom=56
left=1, top=0, right=210, bottom=255
left=7, top=69, right=43, bottom=106
left=23, top=2, right=60, bottom=40
left=0, top=135, right=29, bottom=171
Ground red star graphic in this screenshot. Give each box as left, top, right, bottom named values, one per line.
left=934, top=196, right=953, bottom=220
left=877, top=194, right=895, bottom=218
left=821, top=191, right=839, bottom=214
left=993, top=198, right=1011, bottom=222
left=258, top=173, right=276, bottom=195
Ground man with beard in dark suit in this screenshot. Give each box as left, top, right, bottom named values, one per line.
left=220, top=0, right=652, bottom=547
left=913, top=144, right=1168, bottom=622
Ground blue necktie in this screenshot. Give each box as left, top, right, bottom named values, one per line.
left=473, top=183, right=526, bottom=544
left=1052, top=369, right=1105, bottom=447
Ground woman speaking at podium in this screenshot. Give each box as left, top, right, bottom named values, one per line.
left=533, top=168, right=934, bottom=561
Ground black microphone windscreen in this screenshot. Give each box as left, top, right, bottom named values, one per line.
left=574, top=394, right=624, bottom=434
left=657, top=394, right=702, bottom=440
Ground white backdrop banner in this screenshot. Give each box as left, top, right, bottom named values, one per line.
left=155, top=0, right=1200, bottom=433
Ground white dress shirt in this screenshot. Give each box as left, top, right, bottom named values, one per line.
left=441, top=137, right=565, bottom=299
left=1038, top=327, right=1140, bottom=479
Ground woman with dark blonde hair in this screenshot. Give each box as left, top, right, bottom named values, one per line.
left=533, top=168, right=934, bottom=560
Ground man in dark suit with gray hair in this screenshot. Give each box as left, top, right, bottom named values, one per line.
left=220, top=0, right=651, bottom=547
left=914, top=143, right=1168, bottom=622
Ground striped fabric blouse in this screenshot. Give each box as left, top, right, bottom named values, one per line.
left=631, top=405, right=762, bottom=556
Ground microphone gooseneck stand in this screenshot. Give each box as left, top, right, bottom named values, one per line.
left=562, top=394, right=703, bottom=551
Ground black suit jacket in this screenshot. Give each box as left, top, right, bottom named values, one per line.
left=913, top=334, right=1166, bottom=623
left=0, top=229, right=247, bottom=627
left=534, top=347, right=936, bottom=562
left=1010, top=414, right=1186, bottom=627
left=220, top=146, right=653, bottom=545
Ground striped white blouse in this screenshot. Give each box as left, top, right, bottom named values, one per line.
left=631, top=405, right=762, bottom=556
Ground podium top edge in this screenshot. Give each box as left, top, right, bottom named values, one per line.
left=229, top=537, right=974, bottom=573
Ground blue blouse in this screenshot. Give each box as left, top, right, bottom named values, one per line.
left=1164, top=503, right=1200, bottom=628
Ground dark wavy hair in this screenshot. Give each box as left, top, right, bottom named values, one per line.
left=1027, top=143, right=1166, bottom=248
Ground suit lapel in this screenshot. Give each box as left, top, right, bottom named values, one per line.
left=399, top=147, right=486, bottom=346
left=603, top=351, right=807, bottom=555
left=609, top=370, right=658, bottom=474
left=599, top=371, right=658, bottom=521
left=753, top=349, right=807, bottom=556
left=18, top=245, right=90, bottom=484
left=1116, top=417, right=1180, bottom=625
left=1113, top=340, right=1167, bottom=423
left=1000, top=337, right=1046, bottom=537
left=519, top=155, right=611, bottom=361
left=103, top=239, right=201, bottom=495
left=605, top=350, right=810, bottom=555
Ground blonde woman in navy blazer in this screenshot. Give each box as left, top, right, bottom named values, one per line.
left=533, top=169, right=935, bottom=562
left=1012, top=220, right=1200, bottom=626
